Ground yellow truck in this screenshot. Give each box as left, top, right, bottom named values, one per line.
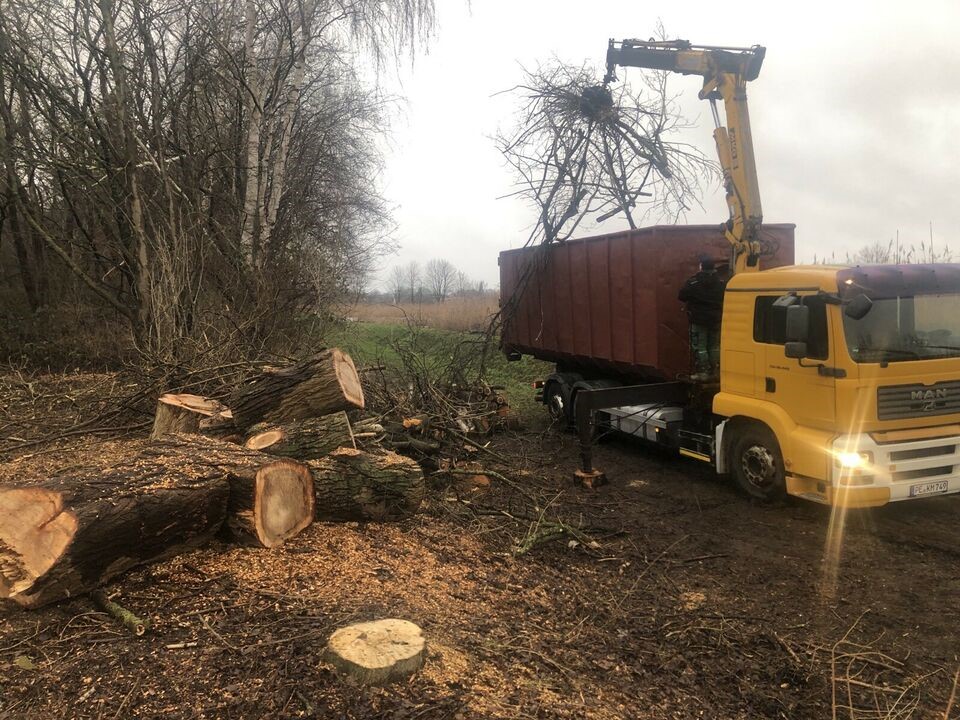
left=715, top=262, right=960, bottom=506
left=500, top=40, right=960, bottom=506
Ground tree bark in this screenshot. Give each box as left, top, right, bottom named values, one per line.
left=244, top=411, right=355, bottom=459
left=150, top=393, right=234, bottom=439
left=0, top=458, right=228, bottom=609
left=145, top=434, right=314, bottom=548
left=229, top=349, right=365, bottom=430
left=310, top=448, right=424, bottom=522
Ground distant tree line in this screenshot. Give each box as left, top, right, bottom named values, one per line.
left=0, top=0, right=435, bottom=364
left=380, top=259, right=491, bottom=304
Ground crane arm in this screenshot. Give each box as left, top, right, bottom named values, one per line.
left=605, top=39, right=766, bottom=274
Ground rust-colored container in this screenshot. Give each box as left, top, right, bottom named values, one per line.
left=499, top=223, right=796, bottom=380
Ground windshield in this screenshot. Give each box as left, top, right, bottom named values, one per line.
left=843, top=293, right=960, bottom=363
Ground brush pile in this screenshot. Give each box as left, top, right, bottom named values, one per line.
left=357, top=332, right=522, bottom=468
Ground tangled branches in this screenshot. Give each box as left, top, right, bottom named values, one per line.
left=496, top=60, right=717, bottom=246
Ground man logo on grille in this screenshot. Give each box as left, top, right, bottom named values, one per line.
left=911, top=388, right=948, bottom=411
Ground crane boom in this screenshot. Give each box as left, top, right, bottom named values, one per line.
left=605, top=39, right=766, bottom=274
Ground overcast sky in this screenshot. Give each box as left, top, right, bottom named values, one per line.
left=374, top=0, right=960, bottom=289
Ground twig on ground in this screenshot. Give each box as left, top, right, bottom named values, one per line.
left=91, top=591, right=150, bottom=636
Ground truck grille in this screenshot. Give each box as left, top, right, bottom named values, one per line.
left=891, top=466, right=953, bottom=482
left=877, top=381, right=960, bottom=420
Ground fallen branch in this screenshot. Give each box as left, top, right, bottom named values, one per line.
left=91, top=590, right=150, bottom=636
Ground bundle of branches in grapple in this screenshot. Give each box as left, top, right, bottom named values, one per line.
left=495, top=55, right=716, bottom=246
left=0, top=349, right=425, bottom=609
left=357, top=332, right=521, bottom=466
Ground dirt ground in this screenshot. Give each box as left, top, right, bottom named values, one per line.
left=1, top=378, right=959, bottom=719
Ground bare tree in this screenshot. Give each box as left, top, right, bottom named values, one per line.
left=454, top=269, right=470, bottom=297
left=425, top=258, right=457, bottom=302
left=387, top=265, right=406, bottom=304
left=402, top=261, right=421, bottom=303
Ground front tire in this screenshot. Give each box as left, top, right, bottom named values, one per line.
left=731, top=425, right=786, bottom=502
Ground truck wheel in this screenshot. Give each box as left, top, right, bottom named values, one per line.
left=544, top=382, right=569, bottom=425
left=731, top=426, right=786, bottom=502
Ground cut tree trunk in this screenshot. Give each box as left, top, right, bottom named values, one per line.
left=325, top=618, right=426, bottom=685
left=229, top=349, right=365, bottom=430
left=150, top=393, right=234, bottom=439
left=145, top=435, right=314, bottom=548
left=0, top=459, right=229, bottom=609
left=310, top=448, right=425, bottom=522
left=244, top=412, right=355, bottom=460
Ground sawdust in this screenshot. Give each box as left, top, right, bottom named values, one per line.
left=677, top=590, right=707, bottom=612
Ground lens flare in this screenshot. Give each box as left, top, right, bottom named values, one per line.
left=820, top=392, right=874, bottom=600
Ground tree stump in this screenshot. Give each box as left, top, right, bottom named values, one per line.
left=145, top=435, right=314, bottom=548
left=150, top=393, right=234, bottom=440
left=230, top=349, right=365, bottom=430
left=325, top=618, right=426, bottom=685
left=244, top=412, right=355, bottom=460
left=309, top=448, right=425, bottom=522
left=0, top=459, right=229, bottom=608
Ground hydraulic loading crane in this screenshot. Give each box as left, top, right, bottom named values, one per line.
left=604, top=39, right=766, bottom=274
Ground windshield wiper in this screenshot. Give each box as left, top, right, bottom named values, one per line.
left=871, top=348, right=920, bottom=358
left=861, top=348, right=921, bottom=367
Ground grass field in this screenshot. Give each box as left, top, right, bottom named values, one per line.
left=328, top=320, right=551, bottom=423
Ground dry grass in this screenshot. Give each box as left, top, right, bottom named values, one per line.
left=348, top=296, right=498, bottom=332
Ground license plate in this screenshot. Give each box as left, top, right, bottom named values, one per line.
left=909, top=480, right=949, bottom=497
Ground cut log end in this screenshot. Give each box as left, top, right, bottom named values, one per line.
left=245, top=429, right=287, bottom=452
left=253, top=461, right=315, bottom=548
left=0, top=488, right=78, bottom=602
left=331, top=348, right=365, bottom=410
left=0, top=488, right=77, bottom=605
left=325, top=619, right=426, bottom=685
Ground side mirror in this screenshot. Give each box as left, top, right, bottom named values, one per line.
left=785, top=341, right=808, bottom=359
left=785, top=304, right=810, bottom=342
left=844, top=294, right=873, bottom=320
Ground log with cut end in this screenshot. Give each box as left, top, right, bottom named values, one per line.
left=244, top=412, right=355, bottom=460
left=310, top=448, right=425, bottom=522
left=145, top=435, right=314, bottom=548
left=0, top=459, right=228, bottom=608
left=150, top=393, right=234, bottom=439
left=325, top=618, right=426, bottom=685
left=230, top=349, right=364, bottom=430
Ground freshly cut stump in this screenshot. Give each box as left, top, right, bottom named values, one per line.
left=150, top=393, right=234, bottom=439
left=310, top=448, right=425, bottom=522
left=230, top=349, right=365, bottom=430
left=146, top=435, right=314, bottom=548
left=325, top=619, right=426, bottom=685
left=0, top=459, right=228, bottom=608
left=244, top=412, right=355, bottom=460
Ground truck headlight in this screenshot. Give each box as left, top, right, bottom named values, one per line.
left=835, top=451, right=872, bottom=469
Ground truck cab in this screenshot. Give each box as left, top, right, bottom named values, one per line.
left=716, top=263, right=960, bottom=507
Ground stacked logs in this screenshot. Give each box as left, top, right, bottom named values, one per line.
left=0, top=349, right=425, bottom=609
